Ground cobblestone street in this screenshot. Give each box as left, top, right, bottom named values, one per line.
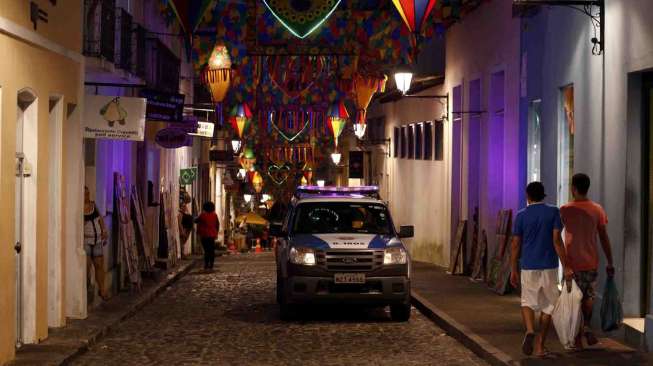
left=71, top=253, right=486, bottom=366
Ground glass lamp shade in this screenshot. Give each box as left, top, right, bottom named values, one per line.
left=237, top=168, right=246, bottom=180
left=394, top=72, right=413, bottom=95
left=317, top=180, right=326, bottom=187
left=243, top=194, right=252, bottom=203
left=331, top=153, right=342, bottom=165
left=353, top=123, right=366, bottom=139
left=231, top=139, right=242, bottom=153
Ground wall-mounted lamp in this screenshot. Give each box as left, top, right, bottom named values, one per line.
left=243, top=194, right=252, bottom=203
left=353, top=122, right=366, bottom=139
left=231, top=139, right=242, bottom=154
left=331, top=152, right=342, bottom=165
left=317, top=180, right=325, bottom=187
left=394, top=64, right=413, bottom=95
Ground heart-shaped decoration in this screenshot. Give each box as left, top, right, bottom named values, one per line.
left=268, top=163, right=292, bottom=185
left=268, top=56, right=324, bottom=99
left=262, top=0, right=342, bottom=39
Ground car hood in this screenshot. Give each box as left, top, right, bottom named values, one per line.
left=290, top=233, right=401, bottom=250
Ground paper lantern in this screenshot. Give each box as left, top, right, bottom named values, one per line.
left=391, top=0, right=438, bottom=34
left=229, top=103, right=253, bottom=139
left=352, top=73, right=387, bottom=130
left=200, top=44, right=234, bottom=124
left=327, top=101, right=349, bottom=148
left=252, top=171, right=264, bottom=193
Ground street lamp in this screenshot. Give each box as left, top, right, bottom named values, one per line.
left=353, top=122, right=366, bottom=139
left=243, top=194, right=252, bottom=203
left=317, top=180, right=325, bottom=187
left=331, top=152, right=342, bottom=165
left=394, top=64, right=413, bottom=95
left=231, top=139, right=242, bottom=154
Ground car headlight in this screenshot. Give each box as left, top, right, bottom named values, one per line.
left=289, top=247, right=316, bottom=266
left=384, top=247, right=407, bottom=265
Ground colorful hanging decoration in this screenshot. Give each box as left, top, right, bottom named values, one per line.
left=167, top=0, right=214, bottom=60
left=200, top=44, right=234, bottom=125
left=262, top=0, right=342, bottom=39
left=352, top=73, right=387, bottom=124
left=239, top=147, right=257, bottom=171
left=252, top=171, right=264, bottom=193
left=267, top=163, right=292, bottom=185
left=268, top=56, right=325, bottom=99
left=229, top=103, right=253, bottom=139
left=391, top=0, right=438, bottom=34
left=327, top=101, right=349, bottom=148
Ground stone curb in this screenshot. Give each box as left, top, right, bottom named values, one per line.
left=411, top=291, right=516, bottom=366
left=57, top=259, right=199, bottom=365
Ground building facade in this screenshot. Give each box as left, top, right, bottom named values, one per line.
left=0, top=1, right=85, bottom=363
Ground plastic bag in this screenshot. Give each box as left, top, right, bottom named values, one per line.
left=552, top=279, right=584, bottom=349
left=600, top=276, right=623, bottom=332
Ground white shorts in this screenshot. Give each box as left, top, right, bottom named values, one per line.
left=520, top=269, right=560, bottom=315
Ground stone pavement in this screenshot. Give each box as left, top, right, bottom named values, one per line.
left=411, top=261, right=653, bottom=365
left=71, top=253, right=486, bottom=366
left=10, top=259, right=197, bottom=366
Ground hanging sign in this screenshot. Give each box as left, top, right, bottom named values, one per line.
left=140, top=89, right=185, bottom=122
left=155, top=128, right=192, bottom=148
left=169, top=115, right=199, bottom=134
left=179, top=167, right=198, bottom=185
left=83, top=95, right=146, bottom=141
left=188, top=121, right=214, bottom=138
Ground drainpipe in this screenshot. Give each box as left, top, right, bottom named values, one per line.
left=14, top=153, right=25, bottom=348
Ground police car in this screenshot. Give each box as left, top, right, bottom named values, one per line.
left=271, top=186, right=414, bottom=321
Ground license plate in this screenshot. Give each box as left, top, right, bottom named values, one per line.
left=334, top=273, right=366, bottom=284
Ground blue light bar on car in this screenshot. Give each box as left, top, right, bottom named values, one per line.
left=295, top=186, right=380, bottom=199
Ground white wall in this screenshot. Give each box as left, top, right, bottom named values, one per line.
left=444, top=0, right=522, bottom=258
left=47, top=97, right=64, bottom=327
left=369, top=86, right=450, bottom=266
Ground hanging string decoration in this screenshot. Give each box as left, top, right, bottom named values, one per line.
left=267, top=56, right=325, bottom=100
left=327, top=101, right=349, bottom=148
left=229, top=103, right=253, bottom=139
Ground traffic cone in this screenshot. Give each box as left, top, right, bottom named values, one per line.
left=255, top=238, right=262, bottom=253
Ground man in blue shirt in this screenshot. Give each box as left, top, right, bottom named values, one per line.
left=510, top=182, right=571, bottom=357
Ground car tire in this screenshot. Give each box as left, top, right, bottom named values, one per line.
left=280, top=302, right=297, bottom=321
left=390, top=303, right=411, bottom=322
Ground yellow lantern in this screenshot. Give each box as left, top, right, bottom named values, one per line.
left=200, top=43, right=234, bottom=123
left=252, top=171, right=264, bottom=193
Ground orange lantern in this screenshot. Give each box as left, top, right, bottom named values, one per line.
left=200, top=43, right=234, bottom=124
left=252, top=171, right=264, bottom=193
left=352, top=73, right=387, bottom=130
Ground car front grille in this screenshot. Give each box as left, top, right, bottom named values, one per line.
left=316, top=250, right=384, bottom=272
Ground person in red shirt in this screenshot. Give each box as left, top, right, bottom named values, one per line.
left=195, top=201, right=220, bottom=271
left=560, top=173, right=615, bottom=349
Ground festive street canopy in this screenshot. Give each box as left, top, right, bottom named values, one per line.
left=391, top=0, right=438, bottom=34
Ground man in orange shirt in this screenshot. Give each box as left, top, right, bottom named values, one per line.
left=560, top=173, right=615, bottom=349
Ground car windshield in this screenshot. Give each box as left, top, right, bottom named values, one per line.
left=292, top=202, right=393, bottom=235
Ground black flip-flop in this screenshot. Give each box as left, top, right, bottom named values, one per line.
left=522, top=333, right=535, bottom=356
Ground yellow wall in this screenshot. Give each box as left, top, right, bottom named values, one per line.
left=0, top=1, right=82, bottom=364
left=0, top=0, right=82, bottom=52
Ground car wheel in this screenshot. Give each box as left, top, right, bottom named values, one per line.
left=280, top=302, right=297, bottom=321
left=390, top=303, right=411, bottom=322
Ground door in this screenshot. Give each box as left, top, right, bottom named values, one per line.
left=644, top=75, right=653, bottom=315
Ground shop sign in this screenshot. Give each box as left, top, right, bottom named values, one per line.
left=83, top=95, right=146, bottom=141
left=169, top=115, right=199, bottom=134
left=188, top=121, right=214, bottom=138
left=180, top=167, right=198, bottom=185
left=140, top=89, right=185, bottom=122
left=155, top=128, right=192, bottom=148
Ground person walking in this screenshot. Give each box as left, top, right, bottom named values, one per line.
left=560, top=173, right=615, bottom=349
left=196, top=201, right=220, bottom=271
left=83, top=186, right=109, bottom=300
left=510, top=182, right=571, bottom=357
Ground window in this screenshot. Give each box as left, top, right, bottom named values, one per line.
left=424, top=122, right=433, bottom=159
left=408, top=125, right=415, bottom=159
left=292, top=202, right=392, bottom=235
left=400, top=126, right=407, bottom=158
left=415, top=123, right=423, bottom=159
left=393, top=127, right=399, bottom=158
left=434, top=121, right=444, bottom=161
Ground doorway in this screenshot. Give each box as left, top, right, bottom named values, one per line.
left=48, top=96, right=64, bottom=327
left=643, top=74, right=653, bottom=316
left=15, top=89, right=38, bottom=346
left=557, top=85, right=575, bottom=206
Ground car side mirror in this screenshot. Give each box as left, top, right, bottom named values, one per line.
left=398, top=225, right=414, bottom=239
left=269, top=223, right=285, bottom=237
